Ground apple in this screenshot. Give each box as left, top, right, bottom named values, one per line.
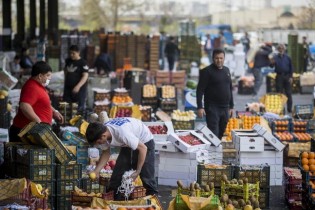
left=104, top=165, right=111, bottom=170
left=108, top=160, right=116, bottom=168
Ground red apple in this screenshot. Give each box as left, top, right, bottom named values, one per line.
left=108, top=160, right=116, bottom=168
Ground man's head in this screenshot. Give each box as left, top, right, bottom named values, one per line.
left=69, top=45, right=80, bottom=60
left=31, top=61, right=52, bottom=86
left=277, top=44, right=286, bottom=55
left=86, top=122, right=108, bottom=146
left=212, top=48, right=225, bottom=69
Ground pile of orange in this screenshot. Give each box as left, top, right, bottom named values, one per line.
left=224, top=118, right=239, bottom=141
left=241, top=115, right=260, bottom=129
left=301, top=151, right=315, bottom=173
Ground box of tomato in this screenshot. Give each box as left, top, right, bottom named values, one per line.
left=167, top=131, right=211, bottom=153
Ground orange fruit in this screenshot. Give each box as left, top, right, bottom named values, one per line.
left=302, top=152, right=309, bottom=159
left=310, top=152, right=315, bottom=159
left=302, top=158, right=309, bottom=165
left=303, top=164, right=310, bottom=171
left=309, top=159, right=315, bottom=165
left=310, top=165, right=315, bottom=172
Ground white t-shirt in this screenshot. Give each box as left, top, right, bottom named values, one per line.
left=100, top=117, right=153, bottom=151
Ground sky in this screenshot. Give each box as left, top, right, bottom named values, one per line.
left=67, top=0, right=309, bottom=7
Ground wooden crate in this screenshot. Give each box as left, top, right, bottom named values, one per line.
left=155, top=70, right=186, bottom=89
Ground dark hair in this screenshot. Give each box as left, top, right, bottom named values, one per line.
left=14, top=55, right=20, bottom=60
left=69, top=45, right=80, bottom=52
left=212, top=48, right=225, bottom=60
left=86, top=122, right=107, bottom=144
left=31, top=61, right=52, bottom=77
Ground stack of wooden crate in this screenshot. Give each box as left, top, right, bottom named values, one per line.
left=155, top=70, right=186, bottom=90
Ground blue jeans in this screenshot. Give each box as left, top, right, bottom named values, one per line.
left=252, top=67, right=263, bottom=95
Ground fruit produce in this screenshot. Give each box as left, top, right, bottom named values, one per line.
left=112, top=95, right=132, bottom=104
left=161, top=85, right=176, bottom=98
left=263, top=94, right=283, bottom=114
left=293, top=132, right=312, bottom=141
left=142, top=84, right=157, bottom=97
left=274, top=132, right=294, bottom=141
left=108, top=160, right=116, bottom=168
left=178, top=134, right=203, bottom=145
left=89, top=172, right=97, bottom=180
left=139, top=106, right=151, bottom=121
left=30, top=182, right=49, bottom=199
left=292, top=120, right=307, bottom=132
left=115, top=108, right=132, bottom=117
left=224, top=118, right=239, bottom=141
left=241, top=115, right=260, bottom=129
left=147, top=125, right=168, bottom=134
left=171, top=110, right=196, bottom=121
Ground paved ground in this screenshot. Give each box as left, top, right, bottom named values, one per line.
left=156, top=75, right=313, bottom=210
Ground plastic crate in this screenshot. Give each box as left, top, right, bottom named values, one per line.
left=130, top=186, right=146, bottom=200
left=14, top=145, right=55, bottom=166
left=35, top=180, right=56, bottom=198
left=18, top=122, right=74, bottom=164
left=56, top=195, right=72, bottom=210
left=15, top=163, right=56, bottom=182
left=56, top=179, right=81, bottom=196
left=271, top=119, right=291, bottom=132
left=56, top=163, right=82, bottom=180
left=175, top=194, right=190, bottom=210
left=291, top=120, right=308, bottom=133
left=93, top=91, right=111, bottom=101
left=61, top=130, right=87, bottom=146
left=234, top=164, right=270, bottom=188
left=197, top=164, right=234, bottom=188
left=0, top=97, right=8, bottom=113
left=93, top=103, right=111, bottom=115
left=293, top=104, right=314, bottom=119
left=99, top=176, right=111, bottom=187
left=259, top=188, right=270, bottom=209
left=159, top=98, right=177, bottom=111
left=287, top=200, right=303, bottom=210
left=140, top=107, right=152, bottom=122
left=81, top=178, right=106, bottom=194
left=284, top=167, right=302, bottom=185
left=284, top=157, right=299, bottom=168
left=221, top=181, right=260, bottom=202
left=308, top=120, right=315, bottom=132
left=286, top=189, right=302, bottom=202
left=172, top=119, right=195, bottom=130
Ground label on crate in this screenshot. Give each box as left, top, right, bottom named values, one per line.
left=92, top=183, right=100, bottom=189
left=65, top=185, right=73, bottom=191
left=38, top=169, right=47, bottom=176
left=38, top=155, right=47, bottom=161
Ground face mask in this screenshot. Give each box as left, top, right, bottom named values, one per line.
left=96, top=142, right=109, bottom=150
left=44, top=79, right=50, bottom=87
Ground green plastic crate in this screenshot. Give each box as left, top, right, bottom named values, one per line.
left=56, top=163, right=82, bottom=180
left=15, top=145, right=55, bottom=166
left=15, top=163, right=56, bottom=182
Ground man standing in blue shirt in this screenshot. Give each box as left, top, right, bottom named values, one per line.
left=271, top=44, right=294, bottom=114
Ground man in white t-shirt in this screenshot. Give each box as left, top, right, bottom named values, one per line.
left=85, top=117, right=158, bottom=200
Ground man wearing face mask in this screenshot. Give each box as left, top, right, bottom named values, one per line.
left=9, top=61, right=64, bottom=142
left=85, top=117, right=158, bottom=200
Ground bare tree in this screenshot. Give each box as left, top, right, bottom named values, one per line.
left=298, top=0, right=315, bottom=29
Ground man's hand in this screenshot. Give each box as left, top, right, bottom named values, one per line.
left=130, top=170, right=140, bottom=181
left=197, top=108, right=205, bottom=118
left=72, top=85, right=80, bottom=94
left=229, top=109, right=234, bottom=118
left=53, top=110, right=64, bottom=124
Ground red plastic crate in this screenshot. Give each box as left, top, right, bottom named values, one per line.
left=130, top=186, right=146, bottom=200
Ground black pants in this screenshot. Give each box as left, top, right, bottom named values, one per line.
left=276, top=74, right=292, bottom=113
left=63, top=86, right=87, bottom=111
left=108, top=140, right=158, bottom=200
left=205, top=104, right=229, bottom=140
left=9, top=125, right=23, bottom=142
left=167, top=56, right=175, bottom=71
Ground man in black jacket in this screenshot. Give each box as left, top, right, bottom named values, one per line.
left=196, top=48, right=234, bottom=140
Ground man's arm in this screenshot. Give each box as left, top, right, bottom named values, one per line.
left=19, top=102, right=41, bottom=123
left=130, top=142, right=147, bottom=181
left=93, top=149, right=111, bottom=176
left=196, top=69, right=208, bottom=118
left=73, top=72, right=88, bottom=93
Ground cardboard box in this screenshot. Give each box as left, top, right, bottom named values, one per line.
left=144, top=121, right=175, bottom=141
left=167, top=131, right=211, bottom=153
left=253, top=124, right=285, bottom=151
left=234, top=132, right=264, bottom=152
left=195, top=124, right=221, bottom=147
left=155, top=141, right=179, bottom=152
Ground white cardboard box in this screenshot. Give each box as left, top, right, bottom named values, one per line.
left=144, top=121, right=175, bottom=141
left=159, top=157, right=198, bottom=166
left=155, top=141, right=179, bottom=153
left=235, top=135, right=264, bottom=152
left=195, top=124, right=221, bottom=147
left=167, top=131, right=211, bottom=153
